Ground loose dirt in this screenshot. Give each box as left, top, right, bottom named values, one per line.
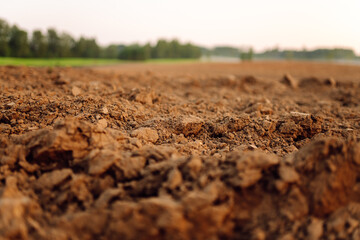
left=1, top=61, right=360, bottom=239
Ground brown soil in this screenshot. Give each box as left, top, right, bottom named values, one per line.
left=1, top=61, right=360, bottom=240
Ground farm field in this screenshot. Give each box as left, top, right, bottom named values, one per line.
left=1, top=61, right=360, bottom=239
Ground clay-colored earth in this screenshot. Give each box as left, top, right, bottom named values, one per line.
left=1, top=61, right=360, bottom=239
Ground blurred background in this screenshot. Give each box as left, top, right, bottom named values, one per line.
left=0, top=0, right=359, bottom=65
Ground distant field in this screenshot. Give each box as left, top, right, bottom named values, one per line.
left=96, top=60, right=360, bottom=83
left=0, top=57, right=199, bottom=67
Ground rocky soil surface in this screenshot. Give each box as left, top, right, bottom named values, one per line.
left=1, top=62, right=360, bottom=239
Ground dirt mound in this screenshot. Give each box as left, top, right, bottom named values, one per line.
left=1, top=64, right=360, bottom=239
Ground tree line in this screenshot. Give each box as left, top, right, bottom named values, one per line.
left=255, top=47, right=358, bottom=60
left=118, top=40, right=201, bottom=60
left=0, top=18, right=201, bottom=60
left=200, top=46, right=359, bottom=61
left=0, top=19, right=107, bottom=58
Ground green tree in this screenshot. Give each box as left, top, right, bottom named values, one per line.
left=85, top=38, right=100, bottom=58
left=0, top=19, right=10, bottom=57
left=152, top=39, right=168, bottom=58
left=249, top=48, right=254, bottom=61
left=59, top=33, right=75, bottom=57
left=73, top=37, right=86, bottom=57
left=169, top=39, right=180, bottom=58
left=180, top=43, right=191, bottom=58
left=181, top=43, right=201, bottom=58
left=119, top=44, right=148, bottom=61
left=150, top=39, right=200, bottom=59
left=240, top=48, right=253, bottom=61
left=30, top=30, right=47, bottom=57
left=73, top=37, right=100, bottom=58
left=143, top=43, right=152, bottom=60
left=101, top=44, right=120, bottom=58
left=9, top=25, right=29, bottom=57
left=47, top=28, right=60, bottom=57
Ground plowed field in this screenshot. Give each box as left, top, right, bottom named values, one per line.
left=1, top=61, right=360, bottom=239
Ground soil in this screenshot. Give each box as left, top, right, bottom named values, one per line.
left=0, top=61, right=360, bottom=240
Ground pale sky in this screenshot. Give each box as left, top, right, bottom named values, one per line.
left=1, top=0, right=360, bottom=53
